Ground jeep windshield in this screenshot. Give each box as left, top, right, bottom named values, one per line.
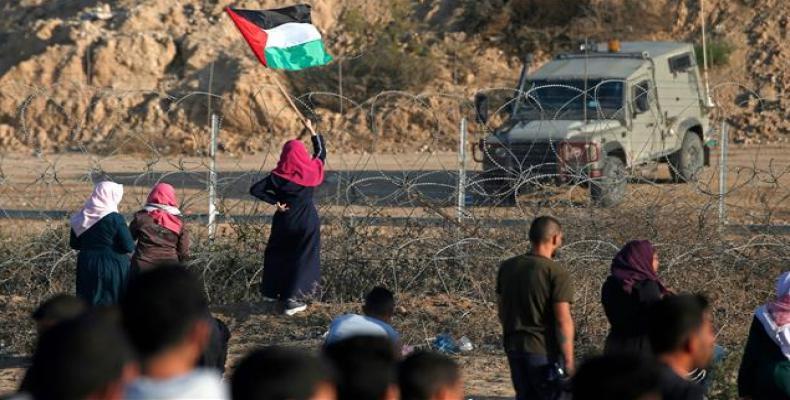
left=513, top=79, right=625, bottom=121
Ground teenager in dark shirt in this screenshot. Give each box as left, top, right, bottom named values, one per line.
left=497, top=216, right=573, bottom=400
left=648, top=294, right=715, bottom=400
left=602, top=240, right=669, bottom=356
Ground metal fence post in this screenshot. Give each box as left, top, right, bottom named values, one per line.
left=208, top=113, right=219, bottom=241
left=457, top=118, right=467, bottom=223
left=718, top=121, right=729, bottom=226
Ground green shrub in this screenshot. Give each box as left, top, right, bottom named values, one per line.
left=695, top=40, right=734, bottom=67
left=287, top=0, right=438, bottom=109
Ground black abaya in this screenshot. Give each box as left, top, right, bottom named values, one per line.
left=250, top=135, right=326, bottom=301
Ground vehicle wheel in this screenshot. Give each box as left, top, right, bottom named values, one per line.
left=590, top=155, right=627, bottom=207
left=669, top=132, right=704, bottom=183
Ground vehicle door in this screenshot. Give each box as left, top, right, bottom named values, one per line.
left=628, top=77, right=662, bottom=163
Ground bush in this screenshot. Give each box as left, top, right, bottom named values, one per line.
left=695, top=40, right=734, bottom=67
left=287, top=1, right=438, bottom=109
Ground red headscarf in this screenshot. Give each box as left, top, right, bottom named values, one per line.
left=144, top=183, right=183, bottom=234
left=271, top=139, right=324, bottom=187
left=611, top=240, right=669, bottom=295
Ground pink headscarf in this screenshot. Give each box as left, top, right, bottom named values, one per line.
left=271, top=139, right=324, bottom=187
left=143, top=183, right=183, bottom=234
left=70, top=181, right=124, bottom=237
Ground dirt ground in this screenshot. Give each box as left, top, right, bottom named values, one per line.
left=0, top=144, right=787, bottom=397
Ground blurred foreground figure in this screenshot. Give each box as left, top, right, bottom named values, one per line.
left=738, top=271, right=790, bottom=399
left=398, top=351, right=464, bottom=400
left=19, top=313, right=134, bottom=400
left=323, top=336, right=398, bottom=400
left=30, top=293, right=87, bottom=334
left=649, top=294, right=715, bottom=400
left=231, top=346, right=336, bottom=400
left=572, top=354, right=660, bottom=400
left=121, top=264, right=228, bottom=399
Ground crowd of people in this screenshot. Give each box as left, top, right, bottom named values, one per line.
left=6, top=124, right=789, bottom=400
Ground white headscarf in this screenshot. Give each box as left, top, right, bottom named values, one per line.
left=756, top=271, right=790, bottom=360
left=70, top=181, right=124, bottom=237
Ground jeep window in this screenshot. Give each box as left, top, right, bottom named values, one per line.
left=668, top=53, right=693, bottom=73
left=517, top=79, right=625, bottom=120
left=632, top=80, right=651, bottom=114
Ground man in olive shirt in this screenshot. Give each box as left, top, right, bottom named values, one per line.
left=496, top=216, right=574, bottom=400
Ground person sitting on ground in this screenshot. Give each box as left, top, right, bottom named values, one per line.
left=648, top=294, right=715, bottom=400
left=398, top=351, right=464, bottom=400
left=323, top=335, right=399, bottom=400
left=231, top=346, right=337, bottom=400
left=572, top=354, right=661, bottom=400
left=497, top=216, right=574, bottom=400
left=19, top=313, right=135, bottom=400
left=121, top=264, right=228, bottom=399
left=129, top=183, right=190, bottom=273
left=325, top=287, right=400, bottom=347
left=602, top=240, right=670, bottom=357
left=30, top=293, right=87, bottom=334
left=738, top=271, right=790, bottom=400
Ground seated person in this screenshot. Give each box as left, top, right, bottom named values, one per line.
left=231, top=346, right=336, bottom=400
left=325, top=287, right=399, bottom=346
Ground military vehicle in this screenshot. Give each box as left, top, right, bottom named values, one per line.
left=473, top=41, right=713, bottom=206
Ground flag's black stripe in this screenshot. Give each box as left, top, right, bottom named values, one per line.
left=231, top=4, right=312, bottom=30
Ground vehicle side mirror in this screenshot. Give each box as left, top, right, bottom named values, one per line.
left=632, top=86, right=650, bottom=115
left=474, top=93, right=489, bottom=125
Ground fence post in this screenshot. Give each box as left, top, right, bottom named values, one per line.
left=718, top=121, right=729, bottom=226
left=208, top=113, right=219, bottom=241
left=457, top=117, right=467, bottom=223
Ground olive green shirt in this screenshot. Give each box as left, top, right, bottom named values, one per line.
left=496, top=254, right=574, bottom=356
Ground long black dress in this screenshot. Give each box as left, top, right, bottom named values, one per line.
left=70, top=212, right=135, bottom=306
left=601, top=276, right=662, bottom=356
left=250, top=135, right=326, bottom=301
left=738, top=316, right=790, bottom=400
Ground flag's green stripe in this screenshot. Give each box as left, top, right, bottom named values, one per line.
left=264, top=39, right=332, bottom=70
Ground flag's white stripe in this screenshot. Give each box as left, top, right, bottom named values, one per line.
left=264, top=22, right=322, bottom=49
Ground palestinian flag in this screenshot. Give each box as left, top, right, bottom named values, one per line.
left=226, top=4, right=332, bottom=71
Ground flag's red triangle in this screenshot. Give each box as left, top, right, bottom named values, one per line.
left=226, top=7, right=269, bottom=67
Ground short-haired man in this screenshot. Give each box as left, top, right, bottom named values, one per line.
left=648, top=294, right=715, bottom=400
left=121, top=264, right=228, bottom=399
left=231, top=346, right=336, bottom=400
left=497, top=216, right=574, bottom=400
left=324, top=335, right=399, bottom=400
left=325, top=287, right=399, bottom=346
left=398, top=351, right=464, bottom=400
left=21, top=313, right=134, bottom=400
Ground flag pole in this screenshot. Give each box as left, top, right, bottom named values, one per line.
left=263, top=69, right=314, bottom=133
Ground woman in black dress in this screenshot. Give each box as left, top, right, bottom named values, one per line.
left=250, top=120, right=325, bottom=316
left=69, top=181, right=135, bottom=306
left=601, top=240, right=669, bottom=356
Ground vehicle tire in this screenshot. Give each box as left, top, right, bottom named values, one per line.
left=590, top=155, right=627, bottom=207
left=669, top=132, right=704, bottom=183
